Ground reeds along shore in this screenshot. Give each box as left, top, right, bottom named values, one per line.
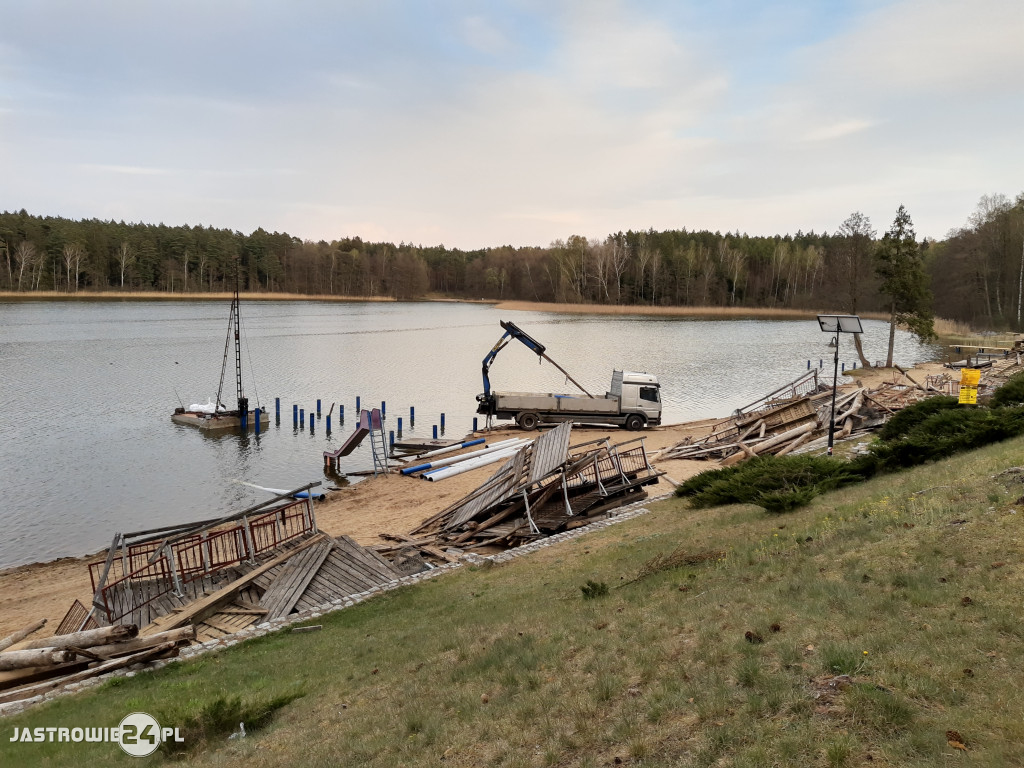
left=0, top=291, right=1001, bottom=336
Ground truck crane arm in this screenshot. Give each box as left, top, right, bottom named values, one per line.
left=477, top=320, right=592, bottom=405
left=480, top=320, right=545, bottom=400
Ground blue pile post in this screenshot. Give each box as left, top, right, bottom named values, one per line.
left=309, top=412, right=315, bottom=432
left=397, top=417, right=403, bottom=435
left=842, top=363, right=845, bottom=373
left=807, top=360, right=810, bottom=369
left=317, top=399, right=321, bottom=417
left=440, top=413, right=445, bottom=432
left=326, top=415, right=331, bottom=433
left=240, top=408, right=247, bottom=431
left=275, top=397, right=280, bottom=422
left=473, top=417, right=478, bottom=431
left=340, top=404, right=344, bottom=422
left=382, top=400, right=386, bottom=419
left=356, top=395, right=361, bottom=412
left=293, top=404, right=298, bottom=427
left=254, top=407, right=260, bottom=436
left=410, top=406, right=415, bottom=423
left=433, top=424, right=438, bottom=440
left=389, top=430, right=395, bottom=450
left=300, top=408, right=305, bottom=428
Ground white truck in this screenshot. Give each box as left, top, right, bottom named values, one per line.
left=475, top=321, right=662, bottom=430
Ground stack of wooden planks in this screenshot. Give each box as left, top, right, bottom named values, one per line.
left=0, top=620, right=192, bottom=704
left=380, top=423, right=663, bottom=560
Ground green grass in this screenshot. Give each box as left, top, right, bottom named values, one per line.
left=4, top=435, right=1024, bottom=766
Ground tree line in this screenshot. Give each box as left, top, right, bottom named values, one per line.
left=1, top=193, right=1021, bottom=330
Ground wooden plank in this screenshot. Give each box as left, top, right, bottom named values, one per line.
left=144, top=533, right=328, bottom=634
left=324, top=548, right=389, bottom=590
left=310, top=558, right=365, bottom=595
left=337, top=536, right=401, bottom=581
left=260, top=540, right=334, bottom=619
left=258, top=545, right=325, bottom=618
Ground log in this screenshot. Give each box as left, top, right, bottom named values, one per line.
left=0, top=642, right=177, bottom=705
left=0, top=648, right=76, bottom=672
left=18, top=623, right=138, bottom=651
left=0, top=619, right=47, bottom=652
left=895, top=365, right=926, bottom=391
left=749, top=422, right=816, bottom=456
left=775, top=430, right=812, bottom=457
left=87, top=626, right=196, bottom=660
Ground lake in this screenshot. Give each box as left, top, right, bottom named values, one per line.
left=0, top=299, right=937, bottom=568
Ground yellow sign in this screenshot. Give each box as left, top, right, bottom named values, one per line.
left=959, top=386, right=978, bottom=405
left=960, top=368, right=981, bottom=386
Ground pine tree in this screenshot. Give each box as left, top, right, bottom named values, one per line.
left=875, top=205, right=935, bottom=367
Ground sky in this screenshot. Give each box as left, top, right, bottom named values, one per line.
left=1, top=0, right=1022, bottom=250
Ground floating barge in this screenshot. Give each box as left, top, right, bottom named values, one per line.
left=171, top=408, right=269, bottom=432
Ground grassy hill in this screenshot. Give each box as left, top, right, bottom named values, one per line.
left=4, top=434, right=1024, bottom=767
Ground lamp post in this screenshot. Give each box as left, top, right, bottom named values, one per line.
left=817, top=314, right=864, bottom=456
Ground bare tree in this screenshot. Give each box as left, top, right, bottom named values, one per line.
left=14, top=241, right=36, bottom=291
left=836, top=212, right=876, bottom=367
left=62, top=244, right=83, bottom=292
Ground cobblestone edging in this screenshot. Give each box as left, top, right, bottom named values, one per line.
left=0, top=492, right=672, bottom=717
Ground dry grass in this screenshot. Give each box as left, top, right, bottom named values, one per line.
left=495, top=300, right=891, bottom=321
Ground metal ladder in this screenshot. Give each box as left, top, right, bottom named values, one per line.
left=368, top=408, right=390, bottom=476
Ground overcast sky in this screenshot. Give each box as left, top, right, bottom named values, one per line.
left=1, top=1, right=1021, bottom=249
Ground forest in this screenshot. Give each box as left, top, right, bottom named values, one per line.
left=1, top=191, right=1022, bottom=329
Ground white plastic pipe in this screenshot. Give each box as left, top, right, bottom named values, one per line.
left=402, top=439, right=527, bottom=475
left=421, top=446, right=523, bottom=482
left=398, top=438, right=487, bottom=463
left=397, top=438, right=524, bottom=468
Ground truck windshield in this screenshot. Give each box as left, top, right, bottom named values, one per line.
left=640, top=386, right=660, bottom=403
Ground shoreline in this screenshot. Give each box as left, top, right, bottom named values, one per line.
left=0, top=291, right=887, bottom=322
left=0, top=360, right=948, bottom=637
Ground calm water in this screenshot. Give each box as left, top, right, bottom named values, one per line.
left=0, top=300, right=937, bottom=568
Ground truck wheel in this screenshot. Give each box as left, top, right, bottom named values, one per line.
left=625, top=414, right=645, bottom=431
left=518, top=412, right=539, bottom=431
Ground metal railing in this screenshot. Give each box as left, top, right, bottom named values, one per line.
left=89, top=486, right=319, bottom=625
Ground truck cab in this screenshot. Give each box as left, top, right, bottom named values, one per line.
left=611, top=371, right=662, bottom=428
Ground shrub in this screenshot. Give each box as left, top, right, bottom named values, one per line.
left=876, top=396, right=960, bottom=441
left=990, top=370, right=1024, bottom=407
left=871, top=406, right=1024, bottom=471
left=580, top=580, right=609, bottom=599
left=676, top=455, right=869, bottom=512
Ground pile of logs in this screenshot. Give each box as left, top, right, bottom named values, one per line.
left=0, top=620, right=192, bottom=705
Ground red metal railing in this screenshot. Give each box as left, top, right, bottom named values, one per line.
left=89, top=499, right=315, bottom=624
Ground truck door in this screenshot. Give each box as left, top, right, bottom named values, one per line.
left=639, top=385, right=661, bottom=421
